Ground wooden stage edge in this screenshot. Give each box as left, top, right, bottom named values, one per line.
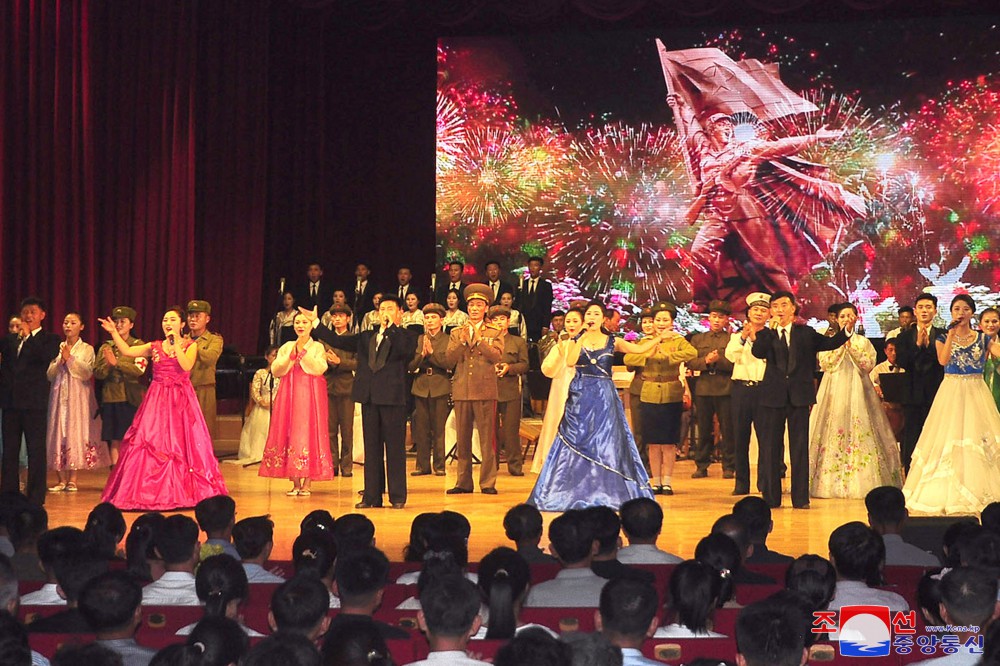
left=37, top=457, right=960, bottom=563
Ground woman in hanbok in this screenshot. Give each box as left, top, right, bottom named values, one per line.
left=99, top=307, right=228, bottom=510
left=268, top=291, right=298, bottom=346
left=402, top=293, right=425, bottom=331
left=47, top=313, right=108, bottom=492
left=979, top=307, right=1000, bottom=410
left=530, top=307, right=583, bottom=474
left=904, top=294, right=1000, bottom=514
left=259, top=312, right=334, bottom=496
left=809, top=303, right=902, bottom=498
left=528, top=302, right=663, bottom=510
left=225, top=345, right=280, bottom=466
left=499, top=292, right=528, bottom=340
left=442, top=289, right=468, bottom=334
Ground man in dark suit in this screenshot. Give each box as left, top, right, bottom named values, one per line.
left=393, top=266, right=417, bottom=302
left=750, top=290, right=848, bottom=509
left=0, top=297, right=61, bottom=505
left=297, top=262, right=335, bottom=313
left=893, top=293, right=945, bottom=473
left=489, top=305, right=529, bottom=477
left=352, top=262, right=378, bottom=329
left=484, top=261, right=515, bottom=307
left=352, top=296, right=416, bottom=509
left=435, top=260, right=468, bottom=309
left=514, top=256, right=554, bottom=343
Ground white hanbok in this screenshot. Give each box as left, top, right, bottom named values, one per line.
left=531, top=337, right=576, bottom=474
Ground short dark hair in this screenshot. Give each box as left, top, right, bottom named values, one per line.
left=196, top=554, right=249, bottom=617
left=982, top=502, right=1000, bottom=535
left=379, top=295, right=402, bottom=309
left=8, top=503, right=47, bottom=549
left=53, top=557, right=108, bottom=604
left=484, top=260, right=501, bottom=270
left=321, top=616, right=392, bottom=666
left=884, top=339, right=897, bottom=349
left=711, top=514, right=749, bottom=553
left=583, top=506, right=621, bottom=557
left=784, top=555, right=836, bottom=613
left=448, top=260, right=465, bottom=270
left=19, top=296, right=46, bottom=312
left=898, top=306, right=914, bottom=315
left=732, top=496, right=772, bottom=545
left=403, top=512, right=437, bottom=562
left=962, top=530, right=1000, bottom=569
left=478, top=547, right=531, bottom=640
left=232, top=516, right=274, bottom=560
left=865, top=486, right=907, bottom=526
left=334, top=547, right=390, bottom=606
left=292, top=529, right=337, bottom=580
left=154, top=515, right=199, bottom=565
left=667, top=560, right=721, bottom=634
left=548, top=510, right=595, bottom=565
left=620, top=497, right=663, bottom=541
left=79, top=571, right=142, bottom=633
left=186, top=615, right=250, bottom=666
left=600, top=577, right=658, bottom=639
left=84, top=503, right=126, bottom=560
left=194, top=495, right=236, bottom=534
left=37, top=526, right=88, bottom=571
left=419, top=575, right=481, bottom=638
left=940, top=566, right=999, bottom=626
left=735, top=600, right=807, bottom=666
left=828, top=522, right=884, bottom=585
left=494, top=627, right=572, bottom=666
left=914, top=292, right=938, bottom=307
left=241, top=632, right=320, bottom=666
left=943, top=520, right=981, bottom=568
left=270, top=574, right=331, bottom=635
left=504, top=504, right=544, bottom=543
left=770, top=290, right=796, bottom=305
left=527, top=256, right=545, bottom=265
left=52, top=642, right=124, bottom=666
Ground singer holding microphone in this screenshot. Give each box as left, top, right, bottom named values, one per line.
left=98, top=306, right=228, bottom=510
left=903, top=294, right=1000, bottom=514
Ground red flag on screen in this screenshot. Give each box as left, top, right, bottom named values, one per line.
left=655, top=41, right=818, bottom=121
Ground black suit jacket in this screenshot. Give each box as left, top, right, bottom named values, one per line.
left=0, top=330, right=62, bottom=411
left=353, top=281, right=378, bottom=321
left=391, top=283, right=418, bottom=302
left=751, top=325, right=848, bottom=408
left=487, top=280, right=516, bottom=304
left=893, top=325, right=946, bottom=405
left=515, top=277, right=554, bottom=339
left=296, top=280, right=335, bottom=313
left=351, top=325, right=416, bottom=406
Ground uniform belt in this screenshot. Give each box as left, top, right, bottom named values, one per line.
left=423, top=367, right=445, bottom=376
left=641, top=374, right=678, bottom=383
left=734, top=379, right=759, bottom=386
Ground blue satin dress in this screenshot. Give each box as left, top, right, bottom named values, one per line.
left=528, top=335, right=654, bottom=511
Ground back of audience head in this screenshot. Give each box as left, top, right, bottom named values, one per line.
left=403, top=512, right=437, bottom=562
left=38, top=526, right=88, bottom=575
left=189, top=615, right=249, bottom=666
left=419, top=512, right=469, bottom=570
left=416, top=547, right=464, bottom=594
left=126, top=512, right=166, bottom=582
left=418, top=575, right=481, bottom=639
left=732, top=496, right=773, bottom=546
left=693, top=533, right=739, bottom=605
left=828, top=521, right=884, bottom=586
left=599, top=577, right=659, bottom=644
left=503, top=504, right=544, bottom=547
left=961, top=528, right=1000, bottom=570
left=52, top=643, right=124, bottom=666
left=0, top=554, right=17, bottom=615
left=0, top=611, right=32, bottom=666
left=983, top=502, right=1000, bottom=536
left=620, top=497, right=663, bottom=543
left=939, top=566, right=999, bottom=629
left=269, top=574, right=331, bottom=639
left=735, top=600, right=808, bottom=666
left=194, top=495, right=236, bottom=538
left=981, top=616, right=1000, bottom=666
left=917, top=570, right=945, bottom=626
left=54, top=556, right=109, bottom=606
left=583, top=506, right=622, bottom=558
left=9, top=502, right=47, bottom=550
left=439, top=510, right=472, bottom=540
left=232, top=516, right=274, bottom=562
left=320, top=615, right=394, bottom=666
left=666, top=560, right=721, bottom=634
left=299, top=509, right=336, bottom=535
left=155, top=514, right=200, bottom=567
left=84, top=502, right=127, bottom=560
left=292, top=529, right=337, bottom=581
left=566, top=631, right=622, bottom=666
left=494, top=626, right=573, bottom=666
left=332, top=513, right=376, bottom=555
left=942, top=519, right=981, bottom=568
left=784, top=554, right=836, bottom=613
left=864, top=486, right=908, bottom=533
left=240, top=632, right=320, bottom=666
left=0, top=491, right=30, bottom=538
left=196, top=554, right=248, bottom=618
left=548, top=510, right=597, bottom=566
left=79, top=570, right=143, bottom=636
left=711, top=514, right=751, bottom=560
left=477, top=547, right=530, bottom=639
left=333, top=546, right=390, bottom=611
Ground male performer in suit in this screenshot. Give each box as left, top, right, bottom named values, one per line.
left=0, top=297, right=62, bottom=504
left=352, top=262, right=378, bottom=328
left=445, top=284, right=503, bottom=495
left=484, top=261, right=515, bottom=306
left=394, top=267, right=416, bottom=302
left=353, top=296, right=416, bottom=509
left=489, top=305, right=529, bottom=477
left=186, top=300, right=224, bottom=440
left=408, top=303, right=453, bottom=476
left=298, top=262, right=334, bottom=313
left=750, top=290, right=848, bottom=509
left=893, top=292, right=945, bottom=473
left=514, top=256, right=554, bottom=343
left=93, top=306, right=148, bottom=466
left=435, top=260, right=469, bottom=309
left=688, top=300, right=736, bottom=479
left=313, top=304, right=357, bottom=477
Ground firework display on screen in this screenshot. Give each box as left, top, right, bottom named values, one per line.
left=435, top=18, right=1000, bottom=333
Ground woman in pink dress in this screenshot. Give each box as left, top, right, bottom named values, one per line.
left=98, top=307, right=228, bottom=510
left=47, top=312, right=109, bottom=492
left=259, top=312, right=333, bottom=496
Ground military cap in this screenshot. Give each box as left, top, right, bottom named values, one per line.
left=638, top=306, right=654, bottom=320
left=464, top=283, right=493, bottom=305
left=488, top=305, right=512, bottom=320
left=186, top=300, right=211, bottom=314
left=328, top=304, right=353, bottom=316
left=651, top=302, right=677, bottom=317
left=111, top=306, right=137, bottom=321
left=708, top=300, right=732, bottom=315
left=746, top=292, right=771, bottom=309
left=422, top=303, right=446, bottom=317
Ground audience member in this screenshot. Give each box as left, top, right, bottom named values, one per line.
left=321, top=616, right=394, bottom=666
left=0, top=611, right=35, bottom=666
left=597, top=577, right=661, bottom=664
left=402, top=512, right=437, bottom=563
left=79, top=571, right=157, bottom=666
left=475, top=547, right=553, bottom=639
left=268, top=574, right=331, bottom=642
left=232, top=516, right=284, bottom=583
left=142, top=515, right=200, bottom=606
left=865, top=486, right=940, bottom=566
left=941, top=520, right=981, bottom=568
left=292, top=529, right=337, bottom=600
left=20, top=526, right=88, bottom=604
left=656, top=560, right=725, bottom=638
left=333, top=513, right=376, bottom=556
left=154, top=616, right=249, bottom=666
left=734, top=600, right=808, bottom=666
left=524, top=510, right=606, bottom=608
left=9, top=503, right=47, bottom=581
left=0, top=553, right=18, bottom=615
left=710, top=515, right=776, bottom=584
left=917, top=570, right=945, bottom=626
left=493, top=627, right=573, bottom=666
left=584, top=506, right=654, bottom=584
left=299, top=510, right=336, bottom=535
left=503, top=504, right=557, bottom=565
left=176, top=554, right=260, bottom=636
left=84, top=503, right=127, bottom=561
left=618, top=498, right=681, bottom=564
left=732, top=496, right=793, bottom=564
left=330, top=546, right=410, bottom=640
left=827, top=522, right=908, bottom=617
left=983, top=502, right=1000, bottom=536
left=0, top=492, right=31, bottom=556
left=693, top=534, right=739, bottom=608
left=565, top=631, right=623, bottom=666
left=913, top=567, right=999, bottom=665
left=125, top=513, right=165, bottom=584
left=410, top=575, right=489, bottom=666
left=783, top=555, right=836, bottom=624
left=52, top=643, right=124, bottom=666
left=396, top=512, right=472, bottom=585
left=241, top=633, right=320, bottom=666
left=194, top=496, right=239, bottom=561
left=26, top=557, right=108, bottom=633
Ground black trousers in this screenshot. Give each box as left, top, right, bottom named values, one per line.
left=902, top=402, right=932, bottom=473
left=730, top=382, right=761, bottom=494
left=360, top=403, right=407, bottom=505
left=693, top=393, right=733, bottom=472
left=1, top=408, right=47, bottom=504
left=757, top=403, right=809, bottom=508
left=328, top=394, right=354, bottom=475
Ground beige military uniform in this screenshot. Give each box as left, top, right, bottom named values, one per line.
left=189, top=330, right=223, bottom=439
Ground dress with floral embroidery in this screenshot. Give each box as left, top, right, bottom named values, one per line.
left=809, top=333, right=902, bottom=498
left=904, top=331, right=1000, bottom=514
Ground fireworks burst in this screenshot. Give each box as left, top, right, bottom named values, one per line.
left=436, top=92, right=466, bottom=174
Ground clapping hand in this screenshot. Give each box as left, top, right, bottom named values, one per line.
left=102, top=346, right=118, bottom=366
left=60, top=343, right=72, bottom=363
left=98, top=317, right=117, bottom=335
left=705, top=349, right=720, bottom=364
left=325, top=349, right=341, bottom=365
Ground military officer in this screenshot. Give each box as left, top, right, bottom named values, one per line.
left=186, top=300, right=223, bottom=440
left=489, top=305, right=529, bottom=477
left=93, top=306, right=148, bottom=465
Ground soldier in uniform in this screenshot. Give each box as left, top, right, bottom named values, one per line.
left=489, top=305, right=529, bottom=477
left=186, top=300, right=224, bottom=440
left=408, top=303, right=453, bottom=476
left=445, top=284, right=503, bottom=495
left=93, top=306, right=148, bottom=465
left=316, top=304, right=357, bottom=477
left=627, top=307, right=654, bottom=475
left=687, top=300, right=735, bottom=479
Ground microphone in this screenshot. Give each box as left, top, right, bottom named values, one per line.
left=279, top=277, right=286, bottom=295
left=168, top=334, right=175, bottom=345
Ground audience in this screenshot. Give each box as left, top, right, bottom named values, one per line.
left=411, top=575, right=489, bottom=666
left=710, top=515, right=775, bottom=584
left=83, top=503, right=127, bottom=561
left=79, top=570, right=157, bottom=666
left=656, top=560, right=726, bottom=638
left=240, top=632, right=320, bottom=666
left=175, top=554, right=260, bottom=636
left=494, top=627, right=572, bottom=666
left=734, top=600, right=808, bottom=666
left=321, top=616, right=394, bottom=666
left=402, top=512, right=437, bottom=563
left=524, top=510, right=606, bottom=607
left=142, top=515, right=200, bottom=606
left=617, top=498, right=681, bottom=564
left=865, top=485, right=940, bottom=566
left=693, top=534, right=740, bottom=608
left=20, top=526, right=89, bottom=604
left=0, top=492, right=30, bottom=557
left=9, top=503, right=48, bottom=582
left=299, top=509, right=336, bottom=535
left=332, top=513, right=376, bottom=557
left=232, top=516, right=285, bottom=583
left=194, top=496, right=239, bottom=561
left=597, top=577, right=660, bottom=664
left=0, top=553, right=18, bottom=615
left=565, top=631, right=623, bottom=666
left=585, top=506, right=654, bottom=584
left=125, top=513, right=166, bottom=584
left=0, top=611, right=35, bottom=666
left=268, top=574, right=331, bottom=642
left=27, top=557, right=109, bottom=633
left=827, top=521, right=909, bottom=622
left=152, top=616, right=248, bottom=666
left=783, top=554, right=836, bottom=635
left=914, top=567, right=999, bottom=665
left=330, top=546, right=410, bottom=640
left=475, top=546, right=555, bottom=639
left=732, top=496, right=793, bottom=564
left=503, top=504, right=558, bottom=565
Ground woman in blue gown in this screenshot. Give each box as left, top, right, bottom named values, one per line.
left=528, top=302, right=665, bottom=511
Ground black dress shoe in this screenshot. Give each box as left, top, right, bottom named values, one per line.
left=661, top=485, right=674, bottom=496
left=793, top=503, right=810, bottom=509
left=509, top=471, right=524, bottom=476
left=731, top=488, right=750, bottom=496
left=341, top=472, right=353, bottom=478
left=691, top=469, right=708, bottom=479
left=391, top=503, right=406, bottom=509
left=433, top=471, right=446, bottom=476
left=355, top=501, right=381, bottom=509
left=722, top=470, right=735, bottom=479
left=446, top=487, right=472, bottom=494
left=481, top=487, right=498, bottom=495
left=410, top=470, right=431, bottom=476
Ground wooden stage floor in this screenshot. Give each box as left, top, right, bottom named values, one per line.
left=38, top=455, right=882, bottom=563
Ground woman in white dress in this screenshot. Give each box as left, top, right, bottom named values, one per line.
left=226, top=346, right=280, bottom=465
left=269, top=291, right=298, bottom=346
left=809, top=303, right=902, bottom=498
left=904, top=294, right=1000, bottom=514
left=499, top=291, right=528, bottom=339
left=401, top=293, right=425, bottom=331
left=441, top=289, right=468, bottom=333
left=530, top=307, right=583, bottom=473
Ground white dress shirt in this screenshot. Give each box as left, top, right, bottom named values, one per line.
left=20, top=583, right=63, bottom=605
left=725, top=332, right=766, bottom=382
left=243, top=562, right=286, bottom=584
left=617, top=544, right=682, bottom=565
left=142, top=571, right=199, bottom=606
left=405, top=651, right=491, bottom=666
left=652, top=623, right=726, bottom=638
left=870, top=359, right=904, bottom=388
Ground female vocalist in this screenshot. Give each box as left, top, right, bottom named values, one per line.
left=528, top=301, right=663, bottom=511
left=99, top=307, right=228, bottom=510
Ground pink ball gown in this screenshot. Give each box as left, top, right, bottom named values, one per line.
left=102, top=340, right=228, bottom=510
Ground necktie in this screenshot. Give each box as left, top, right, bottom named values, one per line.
left=888, top=364, right=895, bottom=371
left=781, top=328, right=789, bottom=346
left=491, top=282, right=498, bottom=298
left=311, top=283, right=317, bottom=298
left=529, top=279, right=536, bottom=295
left=399, top=286, right=404, bottom=298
